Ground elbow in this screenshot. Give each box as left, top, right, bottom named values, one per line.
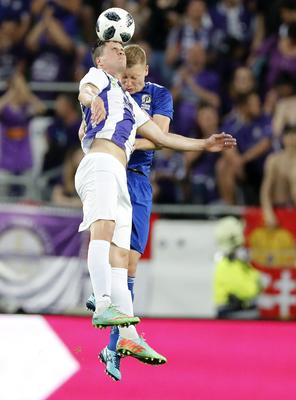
left=155, top=142, right=164, bottom=150
left=148, top=131, right=165, bottom=148
left=154, top=137, right=165, bottom=148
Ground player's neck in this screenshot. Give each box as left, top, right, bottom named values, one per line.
left=101, top=67, right=122, bottom=80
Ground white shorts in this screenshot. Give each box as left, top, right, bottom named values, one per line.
left=75, top=152, right=132, bottom=250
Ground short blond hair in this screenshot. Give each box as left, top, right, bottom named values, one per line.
left=124, top=44, right=146, bottom=68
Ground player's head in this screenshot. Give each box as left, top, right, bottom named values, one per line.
left=121, top=44, right=148, bottom=94
left=92, top=40, right=126, bottom=77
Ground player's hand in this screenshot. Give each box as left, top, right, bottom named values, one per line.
left=205, top=132, right=237, bottom=152
left=90, top=96, right=106, bottom=126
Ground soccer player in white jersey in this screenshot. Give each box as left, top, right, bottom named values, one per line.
left=75, top=39, right=236, bottom=374
left=86, top=44, right=175, bottom=380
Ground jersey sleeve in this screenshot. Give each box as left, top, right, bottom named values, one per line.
left=152, top=86, right=174, bottom=119
left=130, top=96, right=150, bottom=128
left=79, top=67, right=109, bottom=92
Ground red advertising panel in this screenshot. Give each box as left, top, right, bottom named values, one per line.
left=244, top=208, right=296, bottom=319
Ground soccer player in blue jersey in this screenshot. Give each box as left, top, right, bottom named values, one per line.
left=78, top=40, right=236, bottom=381
left=123, top=44, right=173, bottom=278
left=96, top=44, right=174, bottom=380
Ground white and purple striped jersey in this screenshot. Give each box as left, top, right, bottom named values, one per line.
left=79, top=67, right=150, bottom=161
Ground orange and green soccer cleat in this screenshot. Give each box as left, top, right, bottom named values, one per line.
left=92, top=304, right=140, bottom=329
left=116, top=336, right=167, bottom=365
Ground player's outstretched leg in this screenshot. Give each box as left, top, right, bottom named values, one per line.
left=99, top=346, right=122, bottom=381
left=116, top=336, right=167, bottom=365
left=92, top=304, right=140, bottom=329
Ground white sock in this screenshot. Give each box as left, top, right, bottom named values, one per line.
left=119, top=325, right=139, bottom=339
left=111, top=267, right=139, bottom=339
left=88, top=240, right=111, bottom=313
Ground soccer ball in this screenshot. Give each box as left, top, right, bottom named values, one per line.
left=96, top=7, right=135, bottom=44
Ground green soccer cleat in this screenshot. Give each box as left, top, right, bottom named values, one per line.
left=116, top=336, right=167, bottom=365
left=99, top=347, right=121, bottom=381
left=92, top=304, right=140, bottom=329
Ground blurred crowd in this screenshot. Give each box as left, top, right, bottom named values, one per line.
left=0, top=0, right=296, bottom=224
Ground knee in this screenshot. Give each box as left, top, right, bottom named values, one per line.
left=110, top=245, right=129, bottom=268
left=128, top=260, right=137, bottom=277
left=128, top=250, right=142, bottom=277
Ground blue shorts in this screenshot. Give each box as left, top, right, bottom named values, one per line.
left=127, top=170, right=153, bottom=254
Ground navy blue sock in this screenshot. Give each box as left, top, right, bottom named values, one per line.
left=108, top=326, right=119, bottom=352
left=107, top=277, right=136, bottom=352
left=127, top=276, right=136, bottom=302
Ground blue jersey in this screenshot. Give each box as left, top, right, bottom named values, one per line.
left=128, top=82, right=173, bottom=177
left=127, top=82, right=173, bottom=254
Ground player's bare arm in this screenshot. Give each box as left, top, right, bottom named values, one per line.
left=134, top=114, right=170, bottom=151
left=137, top=119, right=236, bottom=152
left=78, top=83, right=106, bottom=126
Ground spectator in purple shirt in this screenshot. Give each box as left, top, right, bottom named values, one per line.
left=171, top=43, right=220, bottom=136
left=165, top=0, right=213, bottom=70
left=51, top=145, right=83, bottom=208
left=0, top=15, right=28, bottom=83
left=30, top=0, right=81, bottom=39
left=42, top=94, right=81, bottom=176
left=223, top=65, right=256, bottom=114
left=253, top=22, right=296, bottom=91
left=209, top=0, right=255, bottom=49
left=185, top=104, right=221, bottom=204
left=208, top=0, right=256, bottom=81
left=216, top=91, right=272, bottom=205
left=151, top=149, right=186, bottom=204
left=0, top=73, right=45, bottom=181
left=25, top=2, right=77, bottom=99
left=144, top=0, right=185, bottom=86
left=0, top=0, right=30, bottom=32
